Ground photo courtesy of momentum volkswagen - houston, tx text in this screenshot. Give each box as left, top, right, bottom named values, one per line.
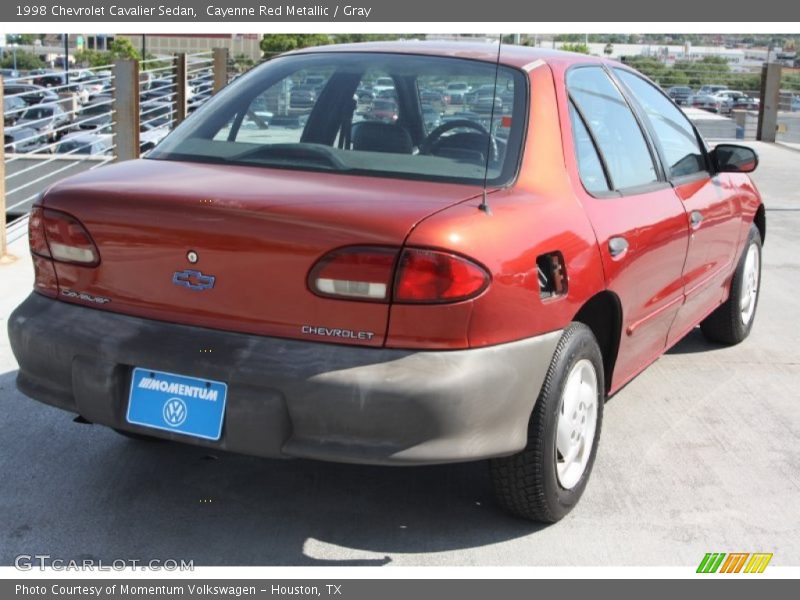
left=8, top=40, right=766, bottom=524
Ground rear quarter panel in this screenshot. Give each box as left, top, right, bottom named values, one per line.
left=388, top=64, right=605, bottom=349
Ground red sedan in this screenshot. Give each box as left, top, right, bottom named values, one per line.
left=9, top=42, right=765, bottom=523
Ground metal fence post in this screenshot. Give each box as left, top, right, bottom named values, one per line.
left=0, top=75, right=7, bottom=261
left=212, top=47, right=229, bottom=94
left=757, top=62, right=782, bottom=143
left=113, top=59, right=141, bottom=162
left=174, top=52, right=188, bottom=125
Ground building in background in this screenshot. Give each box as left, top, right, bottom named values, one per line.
left=116, top=34, right=262, bottom=61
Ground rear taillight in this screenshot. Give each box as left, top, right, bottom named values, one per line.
left=36, top=207, right=100, bottom=266
left=308, top=246, right=398, bottom=302
left=308, top=246, right=490, bottom=304
left=28, top=206, right=51, bottom=258
left=394, top=249, right=490, bottom=303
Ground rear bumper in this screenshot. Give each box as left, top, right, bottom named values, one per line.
left=8, top=293, right=561, bottom=465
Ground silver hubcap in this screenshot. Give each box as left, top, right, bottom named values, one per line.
left=556, top=359, right=598, bottom=490
left=739, top=242, right=760, bottom=326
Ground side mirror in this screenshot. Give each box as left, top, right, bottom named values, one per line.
left=712, top=144, right=758, bottom=173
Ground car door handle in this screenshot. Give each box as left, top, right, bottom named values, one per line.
left=690, top=210, right=704, bottom=229
left=608, top=236, right=629, bottom=258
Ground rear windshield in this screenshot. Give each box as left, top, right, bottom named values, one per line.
left=149, top=52, right=527, bottom=186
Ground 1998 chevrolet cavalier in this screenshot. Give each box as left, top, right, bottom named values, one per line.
left=9, top=42, right=765, bottom=522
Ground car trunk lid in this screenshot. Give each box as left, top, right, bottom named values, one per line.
left=41, top=158, right=481, bottom=346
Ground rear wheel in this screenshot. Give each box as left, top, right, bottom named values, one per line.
left=701, top=223, right=762, bottom=345
left=490, top=323, right=604, bottom=523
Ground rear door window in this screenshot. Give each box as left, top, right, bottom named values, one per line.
left=567, top=66, right=659, bottom=192
left=614, top=69, right=707, bottom=179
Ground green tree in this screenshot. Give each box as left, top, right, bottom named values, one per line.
left=260, top=34, right=331, bottom=56
left=560, top=43, right=591, bottom=55
left=107, top=38, right=141, bottom=60
left=6, top=34, right=37, bottom=45
left=74, top=38, right=141, bottom=68
left=0, top=49, right=44, bottom=70
left=233, top=53, right=255, bottom=73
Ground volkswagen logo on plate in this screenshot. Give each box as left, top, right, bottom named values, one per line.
left=163, top=397, right=188, bottom=427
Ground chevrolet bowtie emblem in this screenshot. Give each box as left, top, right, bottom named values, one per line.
left=172, top=269, right=216, bottom=291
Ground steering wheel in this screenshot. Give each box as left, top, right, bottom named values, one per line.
left=419, top=119, right=498, bottom=162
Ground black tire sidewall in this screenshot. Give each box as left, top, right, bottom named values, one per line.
left=731, top=225, right=762, bottom=340
left=537, top=324, right=605, bottom=520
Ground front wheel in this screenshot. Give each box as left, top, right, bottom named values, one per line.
left=490, top=323, right=604, bottom=523
left=701, top=223, right=762, bottom=345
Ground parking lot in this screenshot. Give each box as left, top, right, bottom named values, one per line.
left=0, top=141, right=798, bottom=567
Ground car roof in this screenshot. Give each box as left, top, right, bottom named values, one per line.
left=288, top=41, right=617, bottom=72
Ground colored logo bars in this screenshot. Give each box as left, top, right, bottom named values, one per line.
left=697, top=552, right=773, bottom=573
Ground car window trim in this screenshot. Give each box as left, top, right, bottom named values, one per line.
left=609, top=66, right=713, bottom=183
left=567, top=96, right=615, bottom=194
left=565, top=64, right=665, bottom=198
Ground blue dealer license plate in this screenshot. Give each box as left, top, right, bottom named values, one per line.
left=126, top=368, right=227, bottom=441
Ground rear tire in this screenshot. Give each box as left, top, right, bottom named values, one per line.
left=701, top=223, right=762, bottom=345
left=490, top=323, right=604, bottom=523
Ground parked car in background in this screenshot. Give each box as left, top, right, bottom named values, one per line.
left=469, top=85, right=504, bottom=113
left=698, top=84, right=728, bottom=96
left=15, top=103, right=71, bottom=142
left=710, top=91, right=735, bottom=115
left=666, top=86, right=693, bottom=105
left=3, top=126, right=48, bottom=153
left=290, top=84, right=318, bottom=108
left=355, top=86, right=374, bottom=102
left=366, top=98, right=399, bottom=122
left=0, top=68, right=21, bottom=79
left=419, top=88, right=448, bottom=108
left=72, top=70, right=108, bottom=100
left=3, top=94, right=28, bottom=126
left=55, top=132, right=113, bottom=156
left=71, top=101, right=113, bottom=133
left=140, top=121, right=170, bottom=153
left=32, top=73, right=88, bottom=103
left=371, top=76, right=395, bottom=94
left=140, top=101, right=174, bottom=129
left=446, top=81, right=471, bottom=104
left=375, top=88, right=398, bottom=100
left=705, top=90, right=754, bottom=114
left=3, top=83, right=60, bottom=106
left=688, top=93, right=723, bottom=113
left=10, top=43, right=765, bottom=525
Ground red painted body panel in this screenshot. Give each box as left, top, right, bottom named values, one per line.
left=34, top=43, right=764, bottom=396
left=42, top=159, right=481, bottom=346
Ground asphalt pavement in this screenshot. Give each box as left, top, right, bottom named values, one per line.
left=0, top=142, right=798, bottom=566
